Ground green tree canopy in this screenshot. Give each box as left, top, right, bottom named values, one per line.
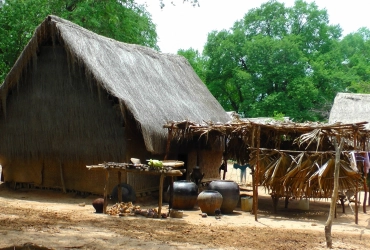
left=203, top=0, right=346, bottom=122
left=339, top=27, right=370, bottom=93
left=0, top=0, right=158, bottom=83
left=177, top=48, right=206, bottom=82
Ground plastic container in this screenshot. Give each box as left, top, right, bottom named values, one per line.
left=298, top=199, right=309, bottom=210
left=241, top=196, right=253, bottom=212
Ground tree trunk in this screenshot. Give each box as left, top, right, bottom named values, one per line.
left=325, top=138, right=343, bottom=248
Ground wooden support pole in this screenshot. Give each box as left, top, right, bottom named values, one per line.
left=164, top=124, right=174, bottom=160
left=223, top=136, right=228, bottom=180
left=364, top=177, right=368, bottom=214
left=324, top=137, right=343, bottom=248
left=158, top=173, right=165, bottom=218
left=169, top=176, right=174, bottom=209
left=355, top=184, right=358, bottom=224
left=251, top=127, right=255, bottom=216
left=254, top=126, right=261, bottom=221
left=361, top=146, right=368, bottom=213
left=103, top=170, right=110, bottom=214
left=117, top=171, right=122, bottom=203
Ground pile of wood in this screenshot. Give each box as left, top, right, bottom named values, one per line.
left=106, top=202, right=167, bottom=218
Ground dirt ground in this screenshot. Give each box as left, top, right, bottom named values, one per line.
left=0, top=168, right=370, bottom=250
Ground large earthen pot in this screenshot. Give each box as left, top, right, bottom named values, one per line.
left=92, top=198, right=104, bottom=213
left=197, top=190, right=223, bottom=216
left=208, top=180, right=240, bottom=214
left=171, top=180, right=198, bottom=210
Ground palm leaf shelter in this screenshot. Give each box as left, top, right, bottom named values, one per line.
left=0, top=15, right=230, bottom=195
left=164, top=117, right=369, bottom=222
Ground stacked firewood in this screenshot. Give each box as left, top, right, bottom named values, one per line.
left=106, top=202, right=167, bottom=218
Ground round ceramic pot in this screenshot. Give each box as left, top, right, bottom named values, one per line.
left=197, top=190, right=223, bottom=216
left=171, top=180, right=198, bottom=210
left=92, top=198, right=104, bottom=213
left=208, top=180, right=240, bottom=214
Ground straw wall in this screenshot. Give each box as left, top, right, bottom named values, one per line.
left=0, top=45, right=156, bottom=194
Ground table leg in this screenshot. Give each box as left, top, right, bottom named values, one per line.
left=117, top=171, right=122, bottom=203
left=169, top=176, right=174, bottom=209
left=103, top=170, right=110, bottom=214
left=158, top=174, right=165, bottom=218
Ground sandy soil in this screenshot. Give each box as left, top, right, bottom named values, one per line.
left=0, top=169, right=370, bottom=250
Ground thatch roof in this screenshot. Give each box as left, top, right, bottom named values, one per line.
left=0, top=15, right=229, bottom=154
left=329, top=92, right=370, bottom=130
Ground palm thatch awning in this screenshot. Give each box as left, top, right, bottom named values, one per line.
left=0, top=15, right=229, bottom=154
left=164, top=119, right=369, bottom=198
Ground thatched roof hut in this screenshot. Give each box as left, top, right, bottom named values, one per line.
left=0, top=16, right=229, bottom=194
left=329, top=92, right=370, bottom=130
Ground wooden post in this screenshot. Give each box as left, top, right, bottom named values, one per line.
left=324, top=137, right=343, bottom=248
left=254, top=126, right=261, bottom=221
left=363, top=151, right=368, bottom=213
left=158, top=173, right=165, bottom=218
left=353, top=130, right=359, bottom=224
left=223, top=136, right=228, bottom=180
left=117, top=171, right=122, bottom=203
left=271, top=193, right=279, bottom=214
left=169, top=176, right=174, bottom=209
left=251, top=127, right=255, bottom=215
left=364, top=178, right=368, bottom=214
left=355, top=184, right=358, bottom=224
left=164, top=124, right=174, bottom=160
left=103, top=170, right=110, bottom=214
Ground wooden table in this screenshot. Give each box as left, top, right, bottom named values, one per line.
left=86, top=163, right=184, bottom=218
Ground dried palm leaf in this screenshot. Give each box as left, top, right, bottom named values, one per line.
left=294, top=129, right=321, bottom=150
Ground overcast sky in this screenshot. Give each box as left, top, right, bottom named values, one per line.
left=135, top=0, right=370, bottom=54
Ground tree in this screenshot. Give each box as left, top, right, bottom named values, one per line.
left=0, top=0, right=158, bottom=84
left=203, top=0, right=343, bottom=121
left=177, top=48, right=206, bottom=82
left=339, top=28, right=370, bottom=93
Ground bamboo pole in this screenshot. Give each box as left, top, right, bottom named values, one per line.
left=324, top=137, right=343, bottom=248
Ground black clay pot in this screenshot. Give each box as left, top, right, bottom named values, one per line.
left=208, top=180, right=240, bottom=214
left=171, top=180, right=198, bottom=210
left=92, top=198, right=104, bottom=213
left=197, top=190, right=223, bottom=216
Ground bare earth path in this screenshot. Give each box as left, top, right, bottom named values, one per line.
left=0, top=180, right=370, bottom=250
